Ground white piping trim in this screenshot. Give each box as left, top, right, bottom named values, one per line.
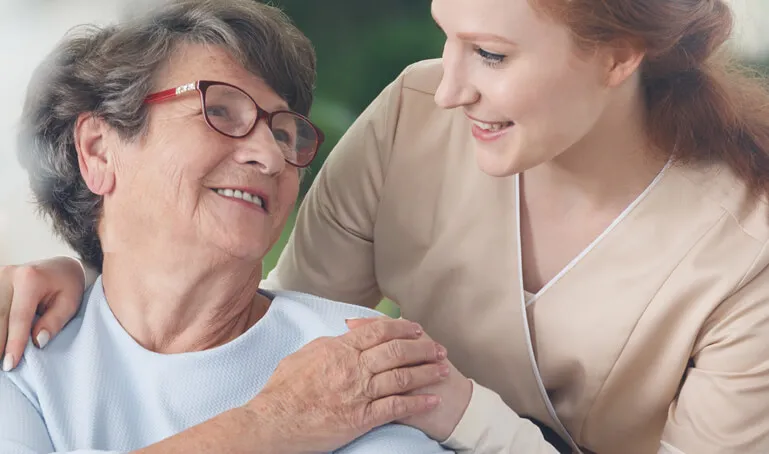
left=514, top=159, right=672, bottom=452
left=515, top=174, right=583, bottom=453
left=659, top=441, right=687, bottom=454
left=524, top=159, right=671, bottom=306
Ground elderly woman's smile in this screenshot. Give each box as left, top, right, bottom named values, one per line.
left=210, top=187, right=268, bottom=211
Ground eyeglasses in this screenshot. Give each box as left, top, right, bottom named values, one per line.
left=144, top=80, right=324, bottom=168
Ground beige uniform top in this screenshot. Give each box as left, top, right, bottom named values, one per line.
left=262, top=59, right=769, bottom=454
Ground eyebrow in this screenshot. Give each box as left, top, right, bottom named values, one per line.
left=456, top=32, right=517, bottom=46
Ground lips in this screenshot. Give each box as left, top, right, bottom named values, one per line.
left=210, top=187, right=269, bottom=213
left=468, top=119, right=515, bottom=132
left=467, top=116, right=515, bottom=142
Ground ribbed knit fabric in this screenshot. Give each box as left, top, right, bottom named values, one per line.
left=1, top=278, right=449, bottom=454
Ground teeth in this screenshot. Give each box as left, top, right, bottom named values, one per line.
left=215, top=188, right=264, bottom=208
left=472, top=120, right=512, bottom=132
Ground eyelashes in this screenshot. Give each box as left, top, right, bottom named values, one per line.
left=475, top=47, right=506, bottom=68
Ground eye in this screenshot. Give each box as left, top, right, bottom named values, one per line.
left=205, top=105, right=230, bottom=118
left=272, top=128, right=295, bottom=147
left=475, top=47, right=506, bottom=67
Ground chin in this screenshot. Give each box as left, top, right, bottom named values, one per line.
left=473, top=143, right=525, bottom=178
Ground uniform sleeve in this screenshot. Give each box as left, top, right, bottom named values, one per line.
left=335, top=423, right=453, bottom=454
left=0, top=374, right=120, bottom=454
left=441, top=380, right=559, bottom=454
left=661, top=254, right=769, bottom=453
left=261, top=71, right=407, bottom=308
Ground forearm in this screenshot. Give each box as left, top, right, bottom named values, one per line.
left=442, top=381, right=559, bottom=454
left=133, top=405, right=303, bottom=454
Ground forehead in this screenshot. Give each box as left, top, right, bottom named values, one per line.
left=431, top=0, right=567, bottom=44
left=154, top=42, right=289, bottom=111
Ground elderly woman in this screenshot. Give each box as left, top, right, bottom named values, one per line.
left=0, top=1, right=457, bottom=453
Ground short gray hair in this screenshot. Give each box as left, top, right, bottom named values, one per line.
left=17, top=0, right=316, bottom=272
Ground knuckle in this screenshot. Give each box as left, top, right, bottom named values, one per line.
left=390, top=397, right=408, bottom=418
left=359, top=351, right=376, bottom=373
left=367, top=322, right=386, bottom=343
left=13, top=265, right=42, bottom=287
left=0, top=265, right=15, bottom=281
left=364, top=376, right=379, bottom=399
left=387, top=339, right=406, bottom=362
left=393, top=368, right=412, bottom=391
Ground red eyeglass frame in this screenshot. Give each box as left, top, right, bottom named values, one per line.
left=144, top=80, right=324, bottom=168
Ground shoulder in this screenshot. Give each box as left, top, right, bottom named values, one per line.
left=3, top=281, right=99, bottom=408
left=266, top=290, right=387, bottom=336
left=674, top=160, right=769, bottom=246
left=336, top=423, right=451, bottom=454
left=671, top=161, right=769, bottom=330
left=400, top=58, right=443, bottom=96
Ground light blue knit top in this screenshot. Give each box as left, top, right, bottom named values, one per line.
left=1, top=278, right=450, bottom=454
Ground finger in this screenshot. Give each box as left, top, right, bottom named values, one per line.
left=366, top=363, right=450, bottom=399
left=364, top=394, right=441, bottom=429
left=342, top=319, right=424, bottom=351
left=31, top=289, right=83, bottom=350
left=344, top=317, right=379, bottom=330
left=4, top=267, right=48, bottom=371
left=361, top=338, right=447, bottom=374
left=0, top=268, right=13, bottom=363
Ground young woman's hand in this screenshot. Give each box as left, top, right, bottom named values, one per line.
left=347, top=317, right=473, bottom=442
left=0, top=257, right=86, bottom=371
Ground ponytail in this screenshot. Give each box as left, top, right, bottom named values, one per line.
left=536, top=0, right=769, bottom=197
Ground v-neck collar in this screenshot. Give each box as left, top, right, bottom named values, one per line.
left=517, top=160, right=671, bottom=307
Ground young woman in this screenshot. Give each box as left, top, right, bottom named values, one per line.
left=4, top=0, right=769, bottom=452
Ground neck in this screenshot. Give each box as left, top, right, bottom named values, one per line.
left=100, top=249, right=267, bottom=354
left=525, top=90, right=668, bottom=209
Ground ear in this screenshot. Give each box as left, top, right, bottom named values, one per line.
left=603, top=39, right=646, bottom=87
left=74, top=113, right=116, bottom=196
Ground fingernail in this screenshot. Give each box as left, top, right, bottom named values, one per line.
left=436, top=344, right=447, bottom=360
left=413, top=323, right=423, bottom=335
left=36, top=330, right=51, bottom=349
left=2, top=354, right=14, bottom=372
left=427, top=395, right=441, bottom=407
left=439, top=364, right=450, bottom=377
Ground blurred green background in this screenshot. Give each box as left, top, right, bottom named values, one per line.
left=261, top=0, right=443, bottom=316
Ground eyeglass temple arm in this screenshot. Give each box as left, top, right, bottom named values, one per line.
left=145, top=82, right=198, bottom=104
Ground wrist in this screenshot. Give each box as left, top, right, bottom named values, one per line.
left=436, top=377, right=473, bottom=442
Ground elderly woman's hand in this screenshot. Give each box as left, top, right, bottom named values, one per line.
left=0, top=257, right=86, bottom=371
left=347, top=318, right=473, bottom=443
left=246, top=318, right=450, bottom=453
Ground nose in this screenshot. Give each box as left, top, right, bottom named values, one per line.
left=232, top=120, right=286, bottom=175
left=434, top=41, right=478, bottom=109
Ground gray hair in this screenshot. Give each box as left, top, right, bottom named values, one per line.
left=17, top=0, right=317, bottom=272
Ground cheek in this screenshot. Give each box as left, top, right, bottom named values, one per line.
left=141, top=140, right=222, bottom=200
left=273, top=172, right=300, bottom=228
left=501, top=61, right=605, bottom=133
left=477, top=61, right=563, bottom=121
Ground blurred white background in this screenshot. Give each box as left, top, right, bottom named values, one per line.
left=1, top=0, right=768, bottom=264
